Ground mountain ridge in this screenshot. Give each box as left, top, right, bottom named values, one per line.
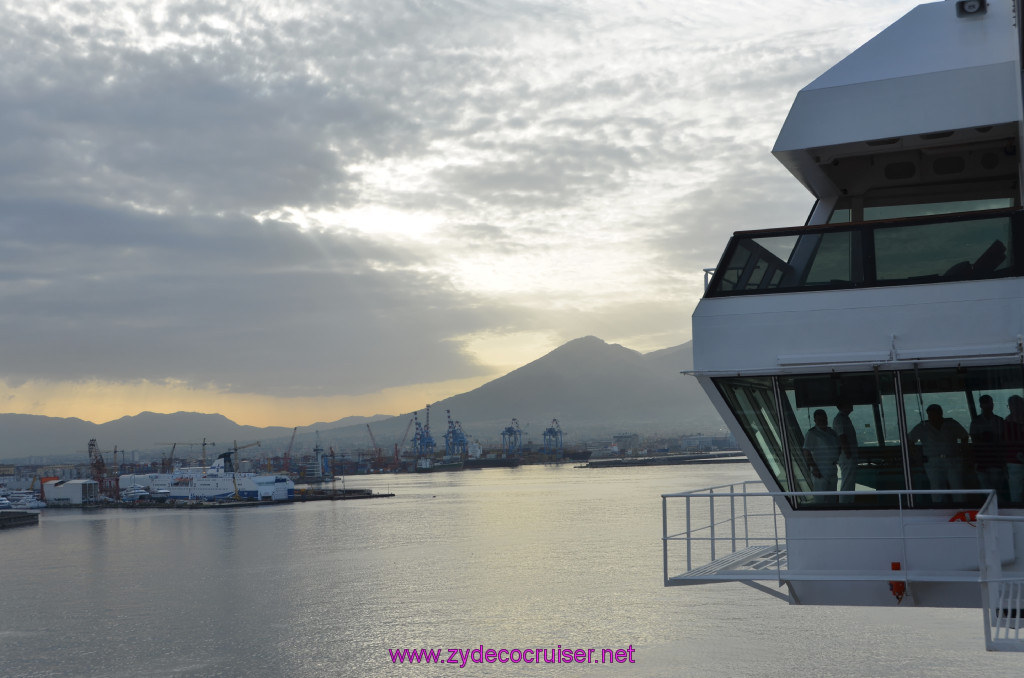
left=0, top=337, right=725, bottom=461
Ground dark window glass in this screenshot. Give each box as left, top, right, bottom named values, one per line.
left=804, top=231, right=853, bottom=285
left=706, top=210, right=1017, bottom=297
left=875, top=217, right=1011, bottom=283
left=901, top=366, right=1024, bottom=508
left=779, top=372, right=901, bottom=507
left=863, top=198, right=1013, bottom=221
left=714, top=377, right=792, bottom=494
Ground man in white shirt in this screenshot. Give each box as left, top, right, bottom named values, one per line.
left=803, top=409, right=841, bottom=503
left=908, top=403, right=969, bottom=505
left=833, top=401, right=858, bottom=504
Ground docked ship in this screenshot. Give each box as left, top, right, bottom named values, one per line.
left=662, top=0, right=1024, bottom=650
left=119, top=451, right=294, bottom=502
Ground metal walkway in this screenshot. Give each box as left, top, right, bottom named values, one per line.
left=663, top=482, right=1024, bottom=651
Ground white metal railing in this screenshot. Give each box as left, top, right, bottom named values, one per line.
left=663, top=483, right=1024, bottom=651
left=702, top=268, right=716, bottom=292
left=661, top=480, right=785, bottom=584
left=978, top=509, right=1024, bottom=651
left=663, top=483, right=1001, bottom=583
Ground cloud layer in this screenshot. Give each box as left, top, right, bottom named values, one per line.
left=0, top=0, right=922, bottom=419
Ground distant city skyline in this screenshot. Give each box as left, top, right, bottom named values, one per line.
left=1, top=0, right=921, bottom=426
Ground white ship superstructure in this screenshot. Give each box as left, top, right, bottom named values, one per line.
left=120, top=452, right=293, bottom=502
left=663, top=0, right=1024, bottom=650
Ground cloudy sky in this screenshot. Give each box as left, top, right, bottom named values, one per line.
left=2, top=0, right=923, bottom=426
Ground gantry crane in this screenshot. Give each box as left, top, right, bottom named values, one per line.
left=501, top=419, right=523, bottom=458
left=444, top=410, right=469, bottom=460
left=411, top=410, right=436, bottom=459
left=542, top=419, right=564, bottom=460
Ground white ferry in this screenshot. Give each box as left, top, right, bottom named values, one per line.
left=119, top=452, right=294, bottom=502
left=662, top=0, right=1024, bottom=650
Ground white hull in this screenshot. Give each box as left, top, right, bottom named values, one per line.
left=119, top=466, right=294, bottom=502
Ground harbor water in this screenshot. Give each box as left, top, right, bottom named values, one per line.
left=1, top=464, right=1020, bottom=677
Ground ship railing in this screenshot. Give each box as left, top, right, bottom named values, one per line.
left=977, top=503, right=1024, bottom=651
left=702, top=268, right=716, bottom=292
left=662, top=480, right=787, bottom=591
left=663, top=484, right=1024, bottom=651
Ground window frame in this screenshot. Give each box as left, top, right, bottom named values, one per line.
left=705, top=208, right=1022, bottom=298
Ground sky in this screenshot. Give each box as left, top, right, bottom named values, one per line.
left=0, top=0, right=925, bottom=427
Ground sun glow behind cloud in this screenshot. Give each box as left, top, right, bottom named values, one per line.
left=0, top=0, right=925, bottom=428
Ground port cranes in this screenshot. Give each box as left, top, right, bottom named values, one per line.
left=501, top=419, right=523, bottom=458
left=443, top=410, right=469, bottom=459
left=411, top=408, right=436, bottom=459
left=541, top=419, right=564, bottom=460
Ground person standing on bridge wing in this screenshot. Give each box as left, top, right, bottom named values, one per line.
left=908, top=403, right=969, bottom=505
left=833, top=401, right=858, bottom=504
left=970, top=394, right=1005, bottom=501
left=1003, top=395, right=1024, bottom=504
left=803, top=409, right=841, bottom=503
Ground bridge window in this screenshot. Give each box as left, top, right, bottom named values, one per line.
left=706, top=209, right=1019, bottom=297
left=715, top=364, right=1024, bottom=509
left=901, top=365, right=1024, bottom=508
left=778, top=372, right=901, bottom=508
left=714, top=377, right=793, bottom=492
left=875, top=217, right=1011, bottom=283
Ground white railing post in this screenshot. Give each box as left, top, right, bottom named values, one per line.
left=773, top=496, right=783, bottom=582
left=730, top=484, right=737, bottom=554
left=743, top=485, right=750, bottom=548
left=685, top=495, right=692, bottom=572
left=709, top=488, right=716, bottom=562
left=662, top=494, right=669, bottom=585
left=703, top=268, right=716, bottom=291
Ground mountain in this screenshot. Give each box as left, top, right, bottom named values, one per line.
left=290, top=336, right=725, bottom=451
left=0, top=337, right=725, bottom=461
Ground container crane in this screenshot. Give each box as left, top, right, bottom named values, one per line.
left=444, top=410, right=469, bottom=460
left=411, top=410, right=436, bottom=459
left=542, top=419, right=564, bottom=460
left=501, top=419, right=523, bottom=458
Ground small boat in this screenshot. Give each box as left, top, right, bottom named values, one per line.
left=7, top=491, right=45, bottom=509
left=415, top=457, right=464, bottom=473
left=119, top=485, right=151, bottom=502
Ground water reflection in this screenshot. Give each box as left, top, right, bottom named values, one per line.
left=1, top=465, right=1021, bottom=677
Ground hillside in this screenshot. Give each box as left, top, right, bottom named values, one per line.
left=0, top=337, right=726, bottom=461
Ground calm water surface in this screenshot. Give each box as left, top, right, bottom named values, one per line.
left=1, top=464, right=1020, bottom=677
